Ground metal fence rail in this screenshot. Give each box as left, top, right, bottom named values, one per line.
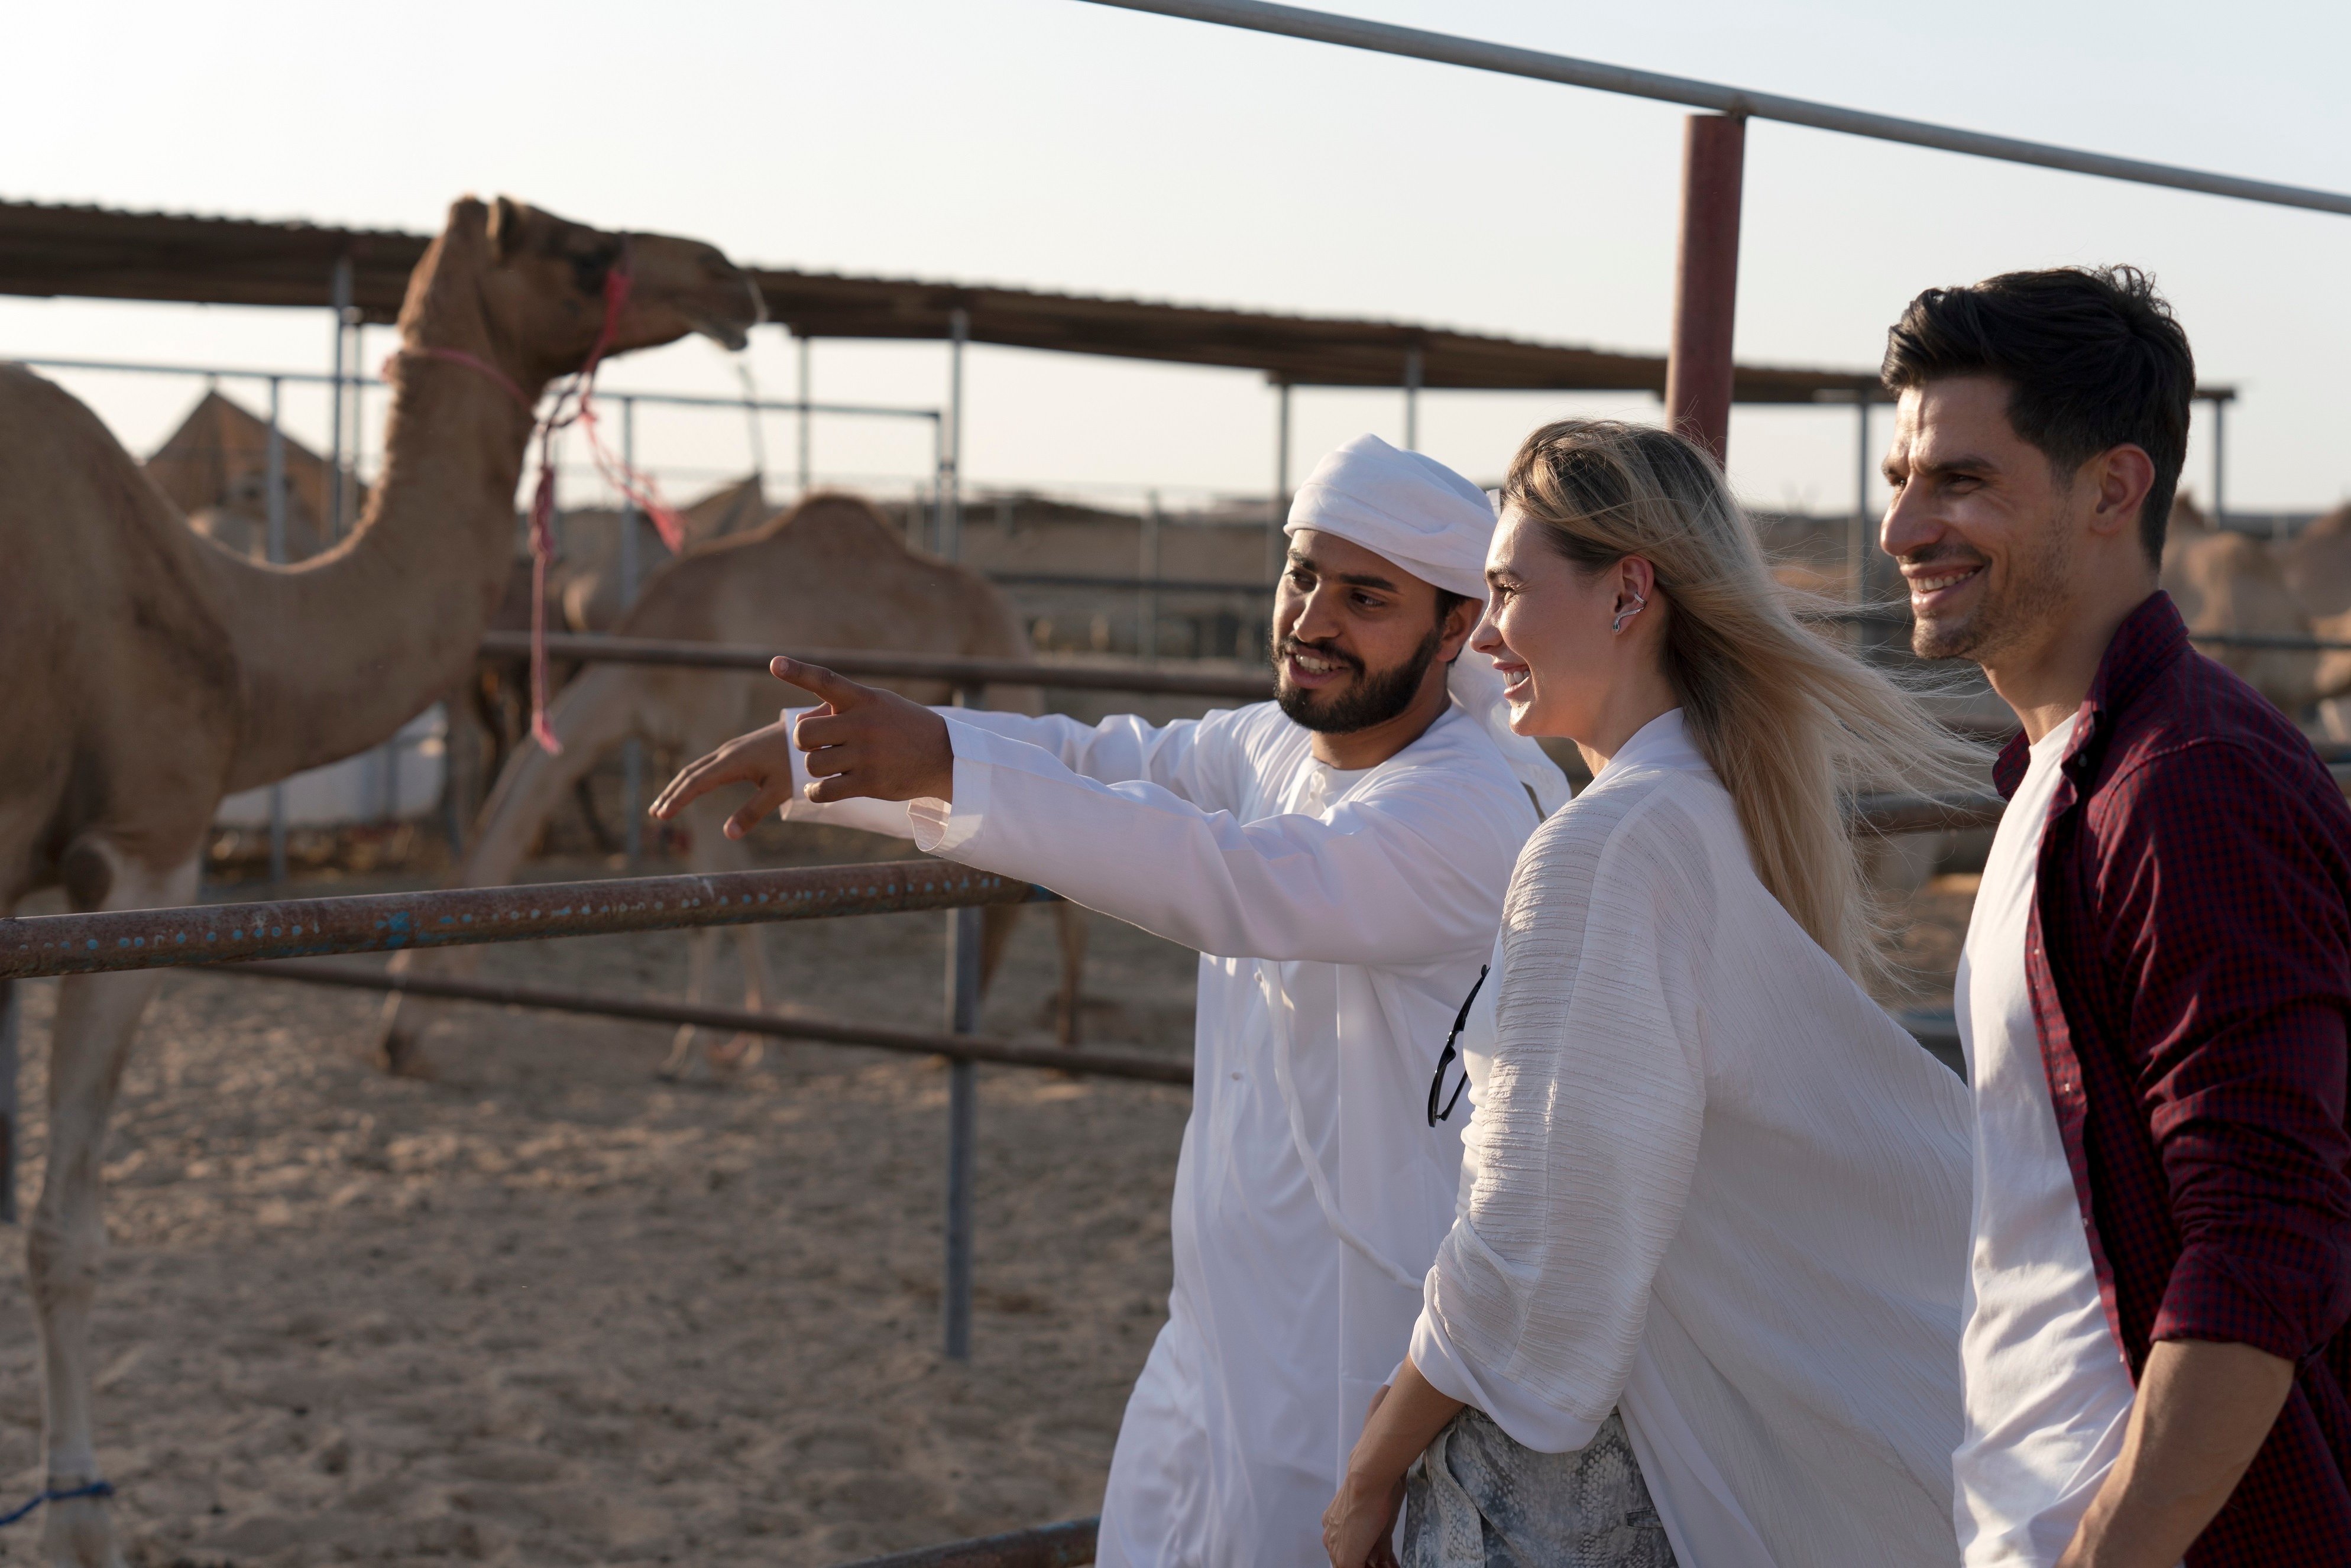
left=0, top=861, right=1032, bottom=981
left=204, top=960, right=1191, bottom=1085
left=1079, top=0, right=2351, bottom=217
left=490, top=630, right=1277, bottom=701
left=988, top=570, right=1274, bottom=598
left=2190, top=629, right=2351, bottom=654
left=1851, top=791, right=2005, bottom=835
left=4, top=795, right=2017, bottom=987
left=505, top=624, right=2351, bottom=704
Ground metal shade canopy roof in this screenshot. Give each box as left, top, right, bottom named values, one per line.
left=0, top=198, right=1896, bottom=401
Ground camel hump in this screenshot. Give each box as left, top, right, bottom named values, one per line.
left=607, top=484, right=1032, bottom=664
left=0, top=361, right=186, bottom=555
left=765, top=490, right=907, bottom=550
left=2282, top=503, right=2351, bottom=620
left=2166, top=527, right=2297, bottom=605
left=0, top=360, right=114, bottom=451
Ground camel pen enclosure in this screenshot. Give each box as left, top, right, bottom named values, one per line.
left=3, top=7, right=2348, bottom=1561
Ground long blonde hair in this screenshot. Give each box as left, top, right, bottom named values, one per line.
left=1502, top=419, right=1983, bottom=982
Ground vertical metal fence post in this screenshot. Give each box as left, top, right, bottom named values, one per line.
left=619, top=397, right=645, bottom=869
left=1850, top=393, right=1873, bottom=610
left=347, top=323, right=365, bottom=535
left=928, top=417, right=945, bottom=555
left=1268, top=381, right=1293, bottom=581
left=329, top=256, right=353, bottom=539
left=1140, top=492, right=1161, bottom=662
left=265, top=376, right=290, bottom=887
left=796, top=335, right=813, bottom=500
left=1403, top=345, right=1423, bottom=451
left=941, top=308, right=967, bottom=561
left=1664, top=113, right=1747, bottom=465
left=2209, top=396, right=2227, bottom=527
left=0, top=981, right=18, bottom=1225
left=941, top=682, right=985, bottom=1361
left=349, top=312, right=400, bottom=814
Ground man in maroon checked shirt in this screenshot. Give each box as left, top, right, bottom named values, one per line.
left=1882, top=267, right=2351, bottom=1568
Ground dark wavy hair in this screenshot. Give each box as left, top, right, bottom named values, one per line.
left=1880, top=266, right=2195, bottom=566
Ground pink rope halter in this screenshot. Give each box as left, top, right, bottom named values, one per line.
left=390, top=246, right=686, bottom=755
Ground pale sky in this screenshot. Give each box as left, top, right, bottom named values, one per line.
left=7, top=0, right=2346, bottom=523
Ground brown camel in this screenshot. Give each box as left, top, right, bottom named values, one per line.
left=2276, top=502, right=2351, bottom=620
left=557, top=472, right=772, bottom=634
left=458, top=475, right=779, bottom=844
left=2159, top=494, right=2318, bottom=717
left=0, top=195, right=759, bottom=1567
left=374, top=491, right=1090, bottom=1078
left=2272, top=503, right=2351, bottom=724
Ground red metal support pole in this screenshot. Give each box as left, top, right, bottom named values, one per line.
left=1664, top=113, right=1746, bottom=465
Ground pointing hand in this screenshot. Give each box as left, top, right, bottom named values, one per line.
left=649, top=656, right=956, bottom=839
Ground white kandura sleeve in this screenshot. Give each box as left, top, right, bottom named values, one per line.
left=773, top=707, right=1235, bottom=841
left=901, top=718, right=1513, bottom=965
left=911, top=708, right=1229, bottom=801
left=1411, top=792, right=1709, bottom=1452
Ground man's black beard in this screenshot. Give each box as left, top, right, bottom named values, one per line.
left=1275, top=627, right=1443, bottom=735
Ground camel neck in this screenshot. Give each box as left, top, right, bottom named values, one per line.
left=215, top=318, right=546, bottom=791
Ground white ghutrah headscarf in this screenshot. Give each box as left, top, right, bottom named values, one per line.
left=1286, top=434, right=1572, bottom=815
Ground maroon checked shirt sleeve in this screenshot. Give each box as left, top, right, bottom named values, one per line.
left=2010, top=591, right=2351, bottom=1566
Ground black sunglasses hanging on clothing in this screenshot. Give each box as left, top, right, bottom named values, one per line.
left=1427, top=964, right=1489, bottom=1128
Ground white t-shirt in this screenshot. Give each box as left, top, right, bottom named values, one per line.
left=1953, top=712, right=2144, bottom=1566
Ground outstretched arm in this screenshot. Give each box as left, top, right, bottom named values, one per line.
left=651, top=656, right=1230, bottom=843
left=661, top=659, right=1521, bottom=965
left=649, top=656, right=955, bottom=839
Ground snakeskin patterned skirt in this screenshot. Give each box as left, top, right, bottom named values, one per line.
left=1402, top=1408, right=1677, bottom=1568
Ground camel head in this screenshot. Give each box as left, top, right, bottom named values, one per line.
left=403, top=196, right=764, bottom=385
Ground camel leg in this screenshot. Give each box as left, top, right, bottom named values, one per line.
left=1053, top=902, right=1089, bottom=1047
left=378, top=664, right=654, bottom=1076
left=970, top=902, right=1089, bottom=1043
left=663, top=819, right=768, bottom=1078
left=377, top=939, right=500, bottom=1080
left=703, top=926, right=772, bottom=1073
left=571, top=776, right=622, bottom=857
left=978, top=903, right=1022, bottom=996
left=33, top=850, right=193, bottom=1568
left=1, top=979, right=18, bottom=1224
left=657, top=928, right=722, bottom=1081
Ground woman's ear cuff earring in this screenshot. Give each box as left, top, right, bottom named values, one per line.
left=1611, top=590, right=1649, bottom=634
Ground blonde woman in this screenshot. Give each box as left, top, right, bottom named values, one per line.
left=1323, top=420, right=1978, bottom=1567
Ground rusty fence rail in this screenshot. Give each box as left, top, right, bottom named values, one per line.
left=203, top=960, right=1191, bottom=1085
left=1, top=795, right=2016, bottom=986
left=0, top=861, right=1035, bottom=981
left=488, top=630, right=1277, bottom=701
left=833, top=1517, right=1098, bottom=1568
left=2188, top=630, right=2351, bottom=654
left=0, top=796, right=2015, bottom=986
left=0, top=857, right=1164, bottom=1365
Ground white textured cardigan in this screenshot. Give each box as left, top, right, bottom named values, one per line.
left=1410, top=710, right=1974, bottom=1567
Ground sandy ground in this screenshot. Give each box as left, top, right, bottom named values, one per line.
left=4, top=827, right=1199, bottom=1566
left=0, top=829, right=1980, bottom=1568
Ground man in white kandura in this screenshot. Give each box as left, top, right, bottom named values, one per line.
left=652, top=435, right=1568, bottom=1566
